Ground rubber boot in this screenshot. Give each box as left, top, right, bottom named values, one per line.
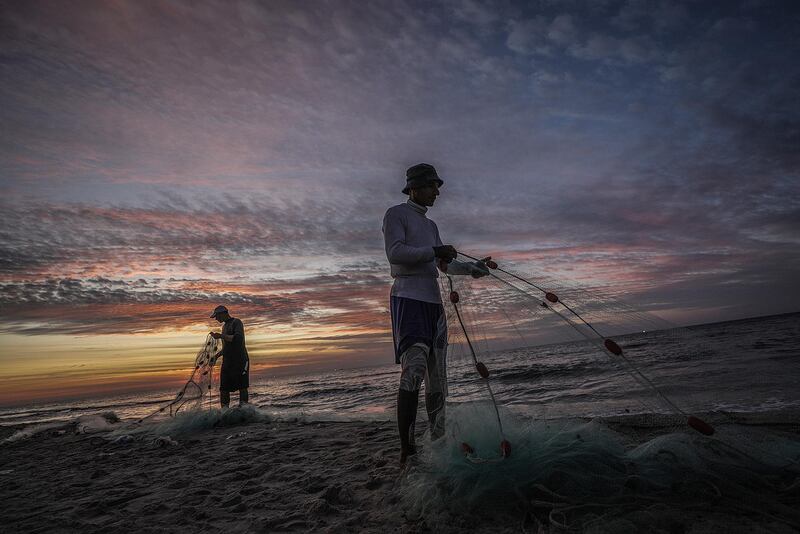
left=426, top=391, right=445, bottom=441
left=397, top=388, right=419, bottom=464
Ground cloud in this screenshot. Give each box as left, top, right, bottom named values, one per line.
left=611, top=0, right=688, bottom=33
left=1, top=0, right=799, bottom=340
left=547, top=14, right=577, bottom=46
left=567, top=33, right=662, bottom=64
left=0, top=269, right=390, bottom=336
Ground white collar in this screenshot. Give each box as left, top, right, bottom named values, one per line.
left=406, top=199, right=428, bottom=214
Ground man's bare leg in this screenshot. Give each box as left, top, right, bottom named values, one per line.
left=398, top=344, right=428, bottom=464
left=239, top=388, right=249, bottom=405
left=220, top=390, right=230, bottom=408
left=397, top=388, right=419, bottom=464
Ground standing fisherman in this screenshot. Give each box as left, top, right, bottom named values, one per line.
left=209, top=305, right=250, bottom=408
left=382, top=163, right=488, bottom=464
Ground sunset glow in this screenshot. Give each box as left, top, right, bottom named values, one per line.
left=1, top=1, right=798, bottom=406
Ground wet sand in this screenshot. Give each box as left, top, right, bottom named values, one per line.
left=1, top=410, right=799, bottom=533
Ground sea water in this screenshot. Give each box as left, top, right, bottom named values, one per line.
left=1, top=312, right=798, bottom=428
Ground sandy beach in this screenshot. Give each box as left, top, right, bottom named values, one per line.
left=1, top=415, right=407, bottom=533
left=2, top=408, right=799, bottom=533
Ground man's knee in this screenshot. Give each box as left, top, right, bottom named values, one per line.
left=399, top=343, right=429, bottom=392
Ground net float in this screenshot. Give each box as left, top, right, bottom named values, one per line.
left=461, top=442, right=475, bottom=455
left=545, top=292, right=559, bottom=303
left=500, top=439, right=512, bottom=458
left=476, top=361, right=490, bottom=379
left=450, top=291, right=460, bottom=303
left=687, top=416, right=715, bottom=436
left=604, top=339, right=623, bottom=355
left=486, top=260, right=498, bottom=269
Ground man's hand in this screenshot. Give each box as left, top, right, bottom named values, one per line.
left=210, top=331, right=222, bottom=340
left=433, top=245, right=457, bottom=263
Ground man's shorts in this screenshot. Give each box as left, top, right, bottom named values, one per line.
left=219, top=359, right=249, bottom=392
left=390, top=296, right=448, bottom=393
left=390, top=296, right=447, bottom=363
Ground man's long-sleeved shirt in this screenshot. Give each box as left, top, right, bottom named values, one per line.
left=382, top=199, right=475, bottom=304
left=221, top=317, right=248, bottom=366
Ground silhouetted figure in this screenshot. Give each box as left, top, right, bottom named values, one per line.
left=209, top=305, right=250, bottom=407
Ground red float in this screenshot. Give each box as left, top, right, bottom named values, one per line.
left=476, top=361, right=490, bottom=378
left=486, top=260, right=498, bottom=269
left=461, top=442, right=474, bottom=454
left=500, top=439, right=512, bottom=458
left=687, top=416, right=715, bottom=436
left=604, top=338, right=623, bottom=356
left=545, top=292, right=559, bottom=303
left=450, top=291, right=460, bottom=303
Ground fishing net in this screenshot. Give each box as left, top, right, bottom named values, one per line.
left=402, top=253, right=800, bottom=531
left=138, top=334, right=221, bottom=422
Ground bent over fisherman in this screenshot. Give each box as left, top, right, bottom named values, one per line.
left=382, top=163, right=488, bottom=464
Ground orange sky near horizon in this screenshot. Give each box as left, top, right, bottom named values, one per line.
left=0, top=322, right=395, bottom=407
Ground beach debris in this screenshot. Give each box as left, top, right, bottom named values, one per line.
left=3, top=412, right=120, bottom=444
left=76, top=413, right=118, bottom=434
left=152, top=435, right=178, bottom=447
left=112, top=434, right=135, bottom=445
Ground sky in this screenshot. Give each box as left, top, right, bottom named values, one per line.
left=1, top=0, right=798, bottom=406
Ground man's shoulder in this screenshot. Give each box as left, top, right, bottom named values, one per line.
left=385, top=203, right=410, bottom=215
left=384, top=203, right=411, bottom=221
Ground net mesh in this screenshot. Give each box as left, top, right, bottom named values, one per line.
left=402, top=254, right=800, bottom=531
left=138, top=334, right=221, bottom=422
